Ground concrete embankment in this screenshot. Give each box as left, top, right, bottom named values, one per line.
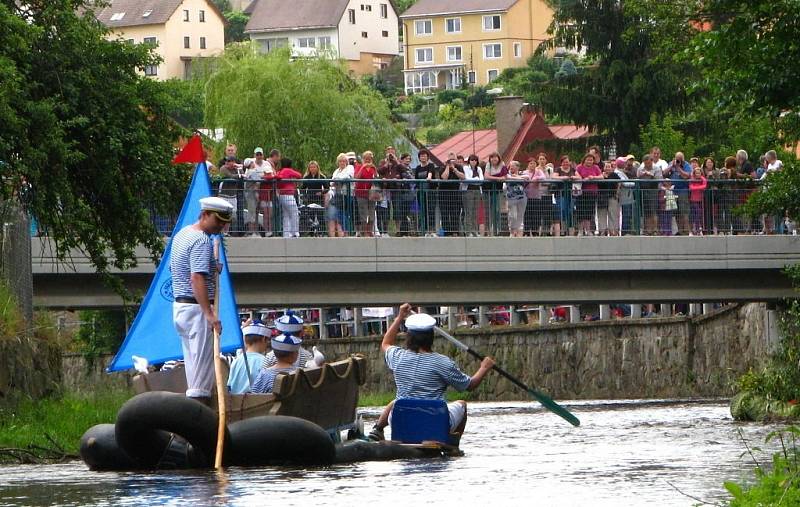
left=53, top=303, right=772, bottom=400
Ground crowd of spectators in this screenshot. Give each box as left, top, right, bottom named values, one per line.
left=207, top=143, right=791, bottom=238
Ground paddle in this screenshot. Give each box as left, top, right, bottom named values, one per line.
left=434, top=326, right=580, bottom=427
left=212, top=239, right=227, bottom=469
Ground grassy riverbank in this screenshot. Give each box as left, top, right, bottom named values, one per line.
left=0, top=390, right=130, bottom=460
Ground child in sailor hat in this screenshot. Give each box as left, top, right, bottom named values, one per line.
left=263, top=310, right=313, bottom=368
left=227, top=319, right=269, bottom=394
left=251, top=333, right=303, bottom=393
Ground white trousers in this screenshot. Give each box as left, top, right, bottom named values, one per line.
left=173, top=302, right=214, bottom=398
left=279, top=194, right=299, bottom=237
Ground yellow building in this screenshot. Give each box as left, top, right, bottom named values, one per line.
left=399, top=0, right=552, bottom=93
left=95, top=0, right=225, bottom=80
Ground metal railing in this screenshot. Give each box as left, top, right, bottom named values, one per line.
left=144, top=178, right=791, bottom=238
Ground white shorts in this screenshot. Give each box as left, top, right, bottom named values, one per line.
left=388, top=400, right=466, bottom=432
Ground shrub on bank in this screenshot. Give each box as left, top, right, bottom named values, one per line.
left=726, top=427, right=800, bottom=506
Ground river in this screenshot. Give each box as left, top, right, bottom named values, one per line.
left=0, top=399, right=782, bottom=506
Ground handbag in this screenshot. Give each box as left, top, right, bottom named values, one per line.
left=571, top=182, right=583, bottom=197
left=368, top=184, right=384, bottom=202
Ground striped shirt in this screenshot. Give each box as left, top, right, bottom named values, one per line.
left=169, top=226, right=215, bottom=300
left=262, top=348, right=312, bottom=370
left=251, top=366, right=296, bottom=393
left=384, top=346, right=471, bottom=400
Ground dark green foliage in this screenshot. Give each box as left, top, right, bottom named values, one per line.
left=0, top=1, right=187, bottom=289
left=159, top=79, right=206, bottom=129
left=75, top=310, right=129, bottom=358
left=224, top=10, right=249, bottom=44
left=540, top=0, right=689, bottom=152
left=741, top=159, right=800, bottom=221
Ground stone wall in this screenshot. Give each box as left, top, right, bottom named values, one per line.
left=57, top=303, right=772, bottom=400
left=0, top=336, right=61, bottom=401
left=60, top=353, right=131, bottom=394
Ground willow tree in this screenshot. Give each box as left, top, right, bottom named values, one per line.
left=205, top=46, right=398, bottom=169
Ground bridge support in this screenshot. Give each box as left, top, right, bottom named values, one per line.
left=599, top=304, right=610, bottom=320
left=702, top=303, right=713, bottom=315
left=569, top=305, right=581, bottom=323
left=510, top=305, right=520, bottom=326
left=539, top=306, right=548, bottom=326
left=478, top=306, right=489, bottom=327
left=317, top=308, right=328, bottom=340
left=629, top=304, right=641, bottom=319
left=660, top=303, right=671, bottom=317
left=353, top=307, right=362, bottom=337
left=447, top=306, right=457, bottom=331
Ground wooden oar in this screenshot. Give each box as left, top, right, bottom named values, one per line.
left=212, top=239, right=227, bottom=469
left=434, top=327, right=580, bottom=427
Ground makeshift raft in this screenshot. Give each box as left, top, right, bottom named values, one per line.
left=80, top=356, right=461, bottom=471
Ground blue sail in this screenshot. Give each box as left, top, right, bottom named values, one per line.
left=107, top=164, right=244, bottom=372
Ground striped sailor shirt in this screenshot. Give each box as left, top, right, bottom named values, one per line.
left=169, top=226, right=215, bottom=300
left=251, top=366, right=296, bottom=394
left=384, top=345, right=471, bottom=400
left=262, top=348, right=312, bottom=370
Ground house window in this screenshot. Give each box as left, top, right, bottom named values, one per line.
left=514, top=42, right=522, bottom=57
left=110, top=12, right=125, bottom=21
left=362, top=31, right=368, bottom=38
left=318, top=36, right=332, bottom=49
left=142, top=10, right=152, bottom=18
left=415, top=19, right=432, bottom=36
left=200, top=37, right=206, bottom=49
left=405, top=71, right=437, bottom=93
left=468, top=70, right=476, bottom=84
left=298, top=37, right=316, bottom=48
left=415, top=47, right=433, bottom=64
left=484, top=43, right=502, bottom=59
left=184, top=36, right=190, bottom=49
left=483, top=14, right=501, bottom=31
left=143, top=36, right=157, bottom=46
left=260, top=37, right=288, bottom=53
left=382, top=30, right=388, bottom=37
left=199, top=10, right=205, bottom=22
left=348, top=9, right=356, bottom=23
left=144, top=64, right=158, bottom=76
left=488, top=69, right=499, bottom=82
left=183, top=9, right=189, bottom=22
left=446, top=46, right=462, bottom=62
left=445, top=17, right=461, bottom=33
left=125, top=38, right=135, bottom=44
left=380, top=3, right=388, bottom=18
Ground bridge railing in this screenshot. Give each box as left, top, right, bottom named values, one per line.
left=116, top=178, right=793, bottom=238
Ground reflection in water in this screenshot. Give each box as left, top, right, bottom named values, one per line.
left=0, top=400, right=785, bottom=506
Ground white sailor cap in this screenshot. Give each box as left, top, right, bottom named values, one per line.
left=242, top=320, right=270, bottom=337
left=200, top=197, right=234, bottom=221
left=405, top=313, right=436, bottom=332
left=271, top=333, right=303, bottom=352
left=275, top=311, right=304, bottom=333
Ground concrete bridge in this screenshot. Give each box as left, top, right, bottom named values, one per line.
left=30, top=235, right=800, bottom=309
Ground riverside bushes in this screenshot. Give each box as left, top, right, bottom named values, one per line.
left=726, top=427, right=800, bottom=506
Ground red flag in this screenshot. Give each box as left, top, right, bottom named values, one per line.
left=172, top=134, right=206, bottom=165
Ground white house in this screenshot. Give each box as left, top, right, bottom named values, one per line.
left=245, top=0, right=399, bottom=75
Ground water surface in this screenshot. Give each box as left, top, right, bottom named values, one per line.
left=0, top=400, right=782, bottom=506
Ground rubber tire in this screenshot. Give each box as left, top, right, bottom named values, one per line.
left=227, top=416, right=335, bottom=466
left=334, top=440, right=429, bottom=464
left=80, top=424, right=141, bottom=471
left=115, top=392, right=221, bottom=469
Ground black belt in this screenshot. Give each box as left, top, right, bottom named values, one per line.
left=175, top=297, right=214, bottom=305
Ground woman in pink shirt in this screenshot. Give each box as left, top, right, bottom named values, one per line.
left=689, top=166, right=707, bottom=236
left=268, top=159, right=302, bottom=237
left=524, top=154, right=550, bottom=236
left=575, top=154, right=603, bottom=236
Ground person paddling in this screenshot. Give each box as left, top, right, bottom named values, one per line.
left=368, top=303, right=495, bottom=443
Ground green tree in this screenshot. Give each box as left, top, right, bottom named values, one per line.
left=224, top=10, right=250, bottom=44
left=687, top=0, right=800, bottom=139
left=540, top=0, right=691, bottom=152
left=0, top=1, right=186, bottom=286
left=205, top=45, right=398, bottom=169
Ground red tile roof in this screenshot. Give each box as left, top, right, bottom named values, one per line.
left=549, top=124, right=592, bottom=140
left=431, top=129, right=497, bottom=162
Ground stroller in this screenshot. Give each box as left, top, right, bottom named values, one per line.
left=299, top=204, right=325, bottom=236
